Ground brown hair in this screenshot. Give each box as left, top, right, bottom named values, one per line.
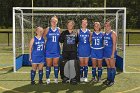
left=67, top=20, right=75, bottom=26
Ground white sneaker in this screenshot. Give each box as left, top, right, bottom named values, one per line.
left=80, top=78, right=84, bottom=82
left=84, top=78, right=88, bottom=82
left=54, top=78, right=58, bottom=84
left=46, top=79, right=50, bottom=84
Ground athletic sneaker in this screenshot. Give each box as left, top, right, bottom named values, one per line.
left=46, top=79, right=50, bottom=84
left=70, top=78, right=77, bottom=85
left=90, top=77, right=97, bottom=82
left=54, top=78, right=58, bottom=84
left=107, top=81, right=115, bottom=87
left=80, top=77, right=84, bottom=82
left=62, top=77, right=69, bottom=83
left=84, top=78, right=88, bottom=82
left=103, top=79, right=110, bottom=85
left=38, top=80, right=43, bottom=84
left=31, top=81, right=36, bottom=85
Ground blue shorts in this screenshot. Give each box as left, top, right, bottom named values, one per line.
left=32, top=56, right=45, bottom=64
left=46, top=52, right=60, bottom=58
left=91, top=49, right=103, bottom=59
left=78, top=45, right=91, bottom=58
left=103, top=48, right=116, bottom=59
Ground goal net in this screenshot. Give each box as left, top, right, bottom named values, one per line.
left=13, top=7, right=126, bottom=72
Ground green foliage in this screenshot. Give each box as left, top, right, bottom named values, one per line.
left=0, top=0, right=140, bottom=28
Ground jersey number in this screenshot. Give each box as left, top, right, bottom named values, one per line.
left=83, top=37, right=87, bottom=43
left=95, top=39, right=100, bottom=45
left=104, top=40, right=108, bottom=46
left=52, top=36, right=56, bottom=42
left=37, top=44, right=43, bottom=51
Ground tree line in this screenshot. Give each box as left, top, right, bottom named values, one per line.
left=0, top=0, right=139, bottom=29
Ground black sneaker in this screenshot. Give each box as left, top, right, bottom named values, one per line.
left=90, top=77, right=97, bottom=82
left=38, top=80, right=43, bottom=84
left=31, top=81, right=36, bottom=85
left=62, top=77, right=69, bottom=83
left=107, top=81, right=115, bottom=87
left=70, top=79, right=77, bottom=85
left=103, top=80, right=110, bottom=85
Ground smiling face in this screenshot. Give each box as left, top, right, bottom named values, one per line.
left=104, top=21, right=111, bottom=32
left=35, top=27, right=44, bottom=36
left=81, top=19, right=88, bottom=28
left=50, top=16, right=58, bottom=27
left=67, top=20, right=75, bottom=31
left=94, top=22, right=101, bottom=32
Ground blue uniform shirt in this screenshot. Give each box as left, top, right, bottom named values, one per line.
left=91, top=31, right=104, bottom=49
left=78, top=29, right=91, bottom=57
left=31, top=36, right=45, bottom=63
left=45, top=27, right=60, bottom=58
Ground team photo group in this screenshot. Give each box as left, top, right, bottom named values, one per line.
left=29, top=16, right=117, bottom=87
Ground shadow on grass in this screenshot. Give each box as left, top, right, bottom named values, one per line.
left=3, top=82, right=108, bottom=93
left=0, top=68, right=13, bottom=76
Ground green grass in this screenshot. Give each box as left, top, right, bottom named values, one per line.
left=0, top=46, right=140, bottom=93
left=0, top=29, right=140, bottom=93
left=0, top=70, right=140, bottom=93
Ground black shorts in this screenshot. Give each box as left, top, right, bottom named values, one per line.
left=62, top=51, right=77, bottom=60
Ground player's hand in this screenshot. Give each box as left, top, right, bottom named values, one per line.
left=111, top=54, right=114, bottom=59
left=29, top=57, right=32, bottom=62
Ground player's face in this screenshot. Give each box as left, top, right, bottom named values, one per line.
left=104, top=22, right=111, bottom=32
left=82, top=20, right=88, bottom=28
left=36, top=27, right=44, bottom=36
left=39, top=28, right=44, bottom=35
left=67, top=22, right=74, bottom=30
left=51, top=19, right=58, bottom=27
left=94, top=23, right=100, bottom=31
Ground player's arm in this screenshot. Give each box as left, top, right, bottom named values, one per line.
left=58, top=27, right=61, bottom=33
left=29, top=38, right=34, bottom=62
left=43, top=27, right=49, bottom=40
left=76, top=29, right=79, bottom=44
left=89, top=30, right=92, bottom=42
left=59, top=31, right=65, bottom=43
left=111, top=31, right=117, bottom=58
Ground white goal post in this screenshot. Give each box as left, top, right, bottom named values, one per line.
left=13, top=7, right=126, bottom=73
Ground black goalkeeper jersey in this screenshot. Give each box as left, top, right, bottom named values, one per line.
left=59, top=30, right=78, bottom=52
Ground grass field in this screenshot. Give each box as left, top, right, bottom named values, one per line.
left=0, top=29, right=140, bottom=93
left=0, top=46, right=140, bottom=93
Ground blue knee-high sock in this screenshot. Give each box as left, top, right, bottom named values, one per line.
left=92, top=68, right=96, bottom=78
left=98, top=67, right=103, bottom=78
left=107, top=68, right=111, bottom=81
left=84, top=66, right=88, bottom=78
left=39, top=70, right=43, bottom=81
left=111, top=68, right=116, bottom=82
left=31, top=70, right=36, bottom=82
left=46, top=66, right=51, bottom=79
left=54, top=66, right=59, bottom=78
left=80, top=66, right=84, bottom=78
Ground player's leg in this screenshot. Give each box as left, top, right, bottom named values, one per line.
left=31, top=64, right=38, bottom=84
left=38, top=63, right=44, bottom=84
left=53, top=57, right=59, bottom=83
left=79, top=57, right=84, bottom=82
left=97, top=59, right=103, bottom=82
left=46, top=58, right=53, bottom=84
left=107, top=58, right=116, bottom=86
left=96, top=49, right=103, bottom=82
left=91, top=58, right=97, bottom=81
left=83, top=58, right=89, bottom=82
left=103, top=59, right=111, bottom=85
left=61, top=51, right=70, bottom=83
